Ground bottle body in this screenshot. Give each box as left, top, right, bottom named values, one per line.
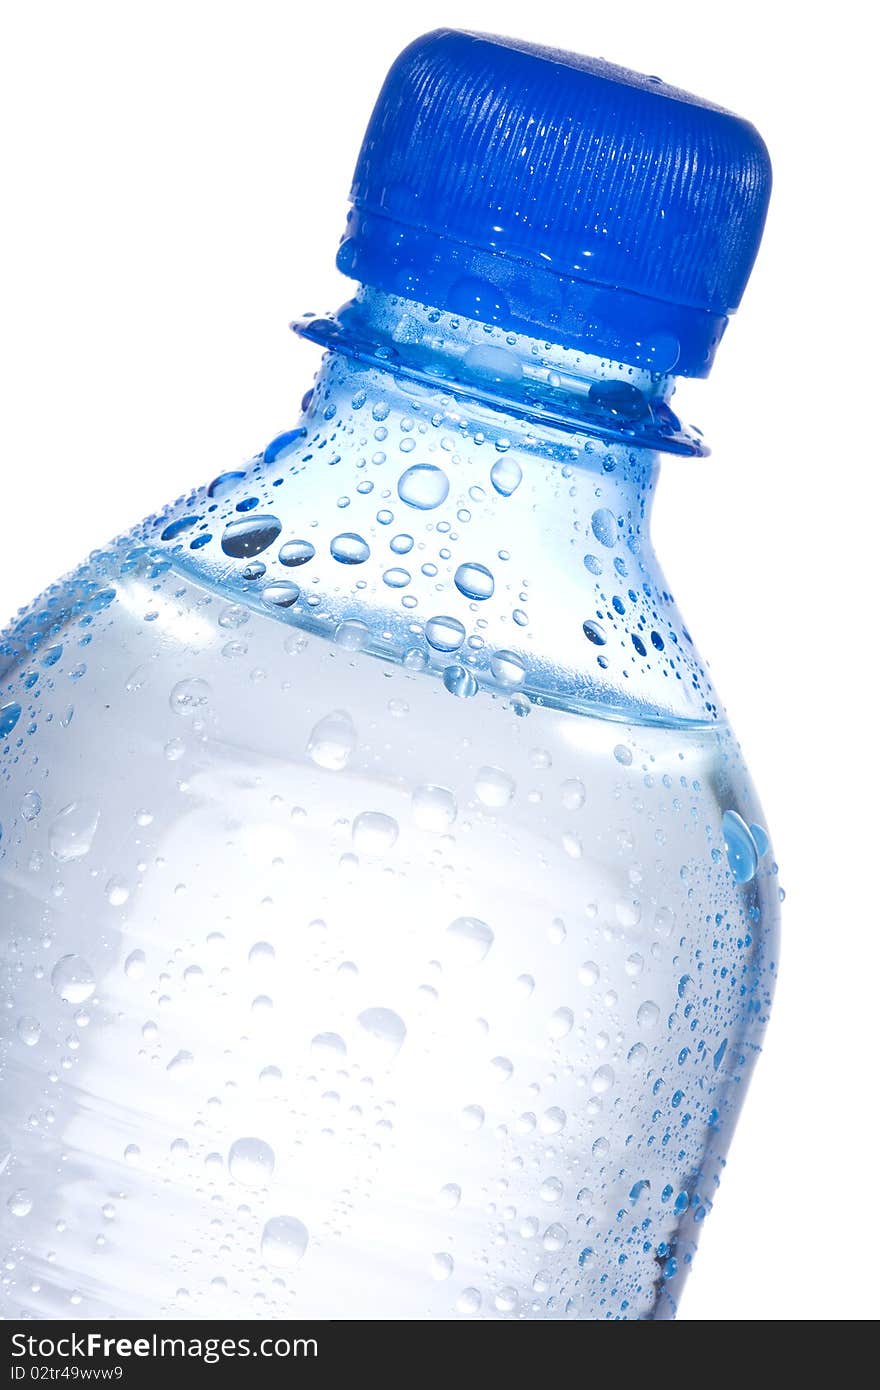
left=0, top=297, right=779, bottom=1319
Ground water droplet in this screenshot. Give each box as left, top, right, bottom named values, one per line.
left=489, top=1056, right=513, bottom=1083
left=7, top=1190, right=32, bottom=1217
left=105, top=876, right=129, bottom=907
left=382, top=567, right=411, bottom=589
left=583, top=620, right=607, bottom=646
left=637, top=1000, right=660, bottom=1030
left=49, top=802, right=100, bottom=862
left=397, top=464, right=449, bottom=510
left=411, top=785, right=457, bottom=832
left=166, top=1050, right=194, bottom=1074
left=169, top=678, right=211, bottom=718
left=443, top=665, right=478, bottom=699
left=425, top=615, right=466, bottom=652
left=330, top=532, right=370, bottom=565
left=124, top=1144, right=141, bottom=1165
left=17, top=1016, right=41, bottom=1046
left=221, top=514, right=281, bottom=559
left=460, top=1105, right=485, bottom=1131
left=547, top=1007, right=574, bottom=1039
left=261, top=1215, right=308, bottom=1268
left=335, top=619, right=369, bottom=650
left=124, top=950, right=146, bottom=980
left=208, top=470, right=245, bottom=499
left=352, top=812, right=399, bottom=854
left=474, top=766, right=515, bottom=808
left=722, top=809, right=759, bottom=884
left=0, top=702, right=22, bottom=738
left=307, top=710, right=356, bottom=771
left=489, top=650, right=526, bottom=686
left=591, top=508, right=617, bottom=547
left=248, top=941, right=275, bottom=968
left=51, top=955, right=96, bottom=1004
left=515, top=974, right=535, bottom=999
left=262, top=581, right=300, bottom=609
left=438, top=1183, right=462, bottom=1210
left=356, top=1007, right=406, bottom=1063
left=540, top=1108, right=567, bottom=1135
left=542, top=1222, right=568, bottom=1252
left=446, top=917, right=494, bottom=964
left=228, top=1137, right=275, bottom=1187
left=311, top=1032, right=347, bottom=1060
left=540, top=1177, right=564, bottom=1204
left=613, top=744, right=633, bottom=766
left=457, top=1288, right=482, bottom=1314
left=561, top=779, right=586, bottom=810
left=431, top=1252, right=454, bottom=1280
left=490, top=457, right=523, bottom=496
left=454, top=562, right=495, bottom=601
left=279, top=539, right=315, bottom=567
left=591, top=1064, right=615, bottom=1094
left=21, top=791, right=42, bottom=822
left=390, top=533, right=413, bottom=555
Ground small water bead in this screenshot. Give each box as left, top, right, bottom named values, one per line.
left=454, top=562, right=495, bottom=601
left=376, top=509, right=394, bottom=526
left=49, top=801, right=100, bottom=862
left=489, top=650, right=526, bottom=686
left=446, top=916, right=494, bottom=964
left=592, top=1136, right=610, bottom=1161
left=540, top=1177, right=564, bottom=1204
left=228, top=1137, right=275, bottom=1187
left=591, top=1065, right=615, bottom=1094
left=356, top=1007, right=407, bottom=1062
left=443, top=665, right=478, bottom=699
left=411, top=785, right=457, bottom=832
left=170, top=678, right=211, bottom=718
left=490, top=456, right=523, bottom=496
left=389, top=533, right=414, bottom=557
left=438, top=1183, right=462, bottom=1210
left=542, top=1223, right=568, bottom=1253
left=383, top=567, right=411, bottom=589
left=17, top=1017, right=41, bottom=1046
left=625, top=952, right=644, bottom=978
left=311, top=1032, right=347, bottom=1060
left=457, top=1288, right=482, bottom=1314
left=330, top=532, right=370, bottom=565
left=335, top=619, right=369, bottom=651
left=489, top=1056, right=514, bottom=1084
left=352, top=812, right=399, bottom=854
left=51, top=955, right=96, bottom=1005
left=307, top=710, right=356, bottom=771
left=124, top=1144, right=141, bottom=1166
left=722, top=809, right=759, bottom=884
left=637, top=1000, right=661, bottom=1030
left=474, top=766, right=515, bottom=808
left=7, top=1190, right=33, bottom=1217
left=541, top=1108, right=567, bottom=1136
left=547, top=1007, right=574, bottom=1039
left=124, top=950, right=146, bottom=980
left=613, top=744, right=633, bottom=766
left=561, top=779, right=586, bottom=811
left=261, top=1215, right=308, bottom=1269
left=276, top=539, right=315, bottom=569
left=208, top=470, right=245, bottom=498
left=591, top=508, right=617, bottom=548
left=425, top=615, right=465, bottom=652
left=221, top=514, right=281, bottom=559
left=0, top=702, right=23, bottom=738
left=460, top=1105, right=485, bottom=1132
left=248, top=941, right=275, bottom=968
left=21, top=791, right=42, bottom=822
left=397, top=463, right=450, bottom=510
left=431, top=1252, right=455, bottom=1281
left=582, top=620, right=607, bottom=646
left=262, top=581, right=300, bottom=609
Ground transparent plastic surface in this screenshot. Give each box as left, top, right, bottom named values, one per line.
left=0, top=297, right=779, bottom=1319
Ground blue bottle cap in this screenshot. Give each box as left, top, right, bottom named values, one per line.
left=337, top=30, right=771, bottom=376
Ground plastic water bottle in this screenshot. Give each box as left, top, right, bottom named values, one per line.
left=0, top=30, right=779, bottom=1321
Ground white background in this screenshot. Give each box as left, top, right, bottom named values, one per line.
left=1, top=1, right=876, bottom=1321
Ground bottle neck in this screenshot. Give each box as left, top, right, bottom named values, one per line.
left=295, top=287, right=706, bottom=459
left=152, top=288, right=720, bottom=728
